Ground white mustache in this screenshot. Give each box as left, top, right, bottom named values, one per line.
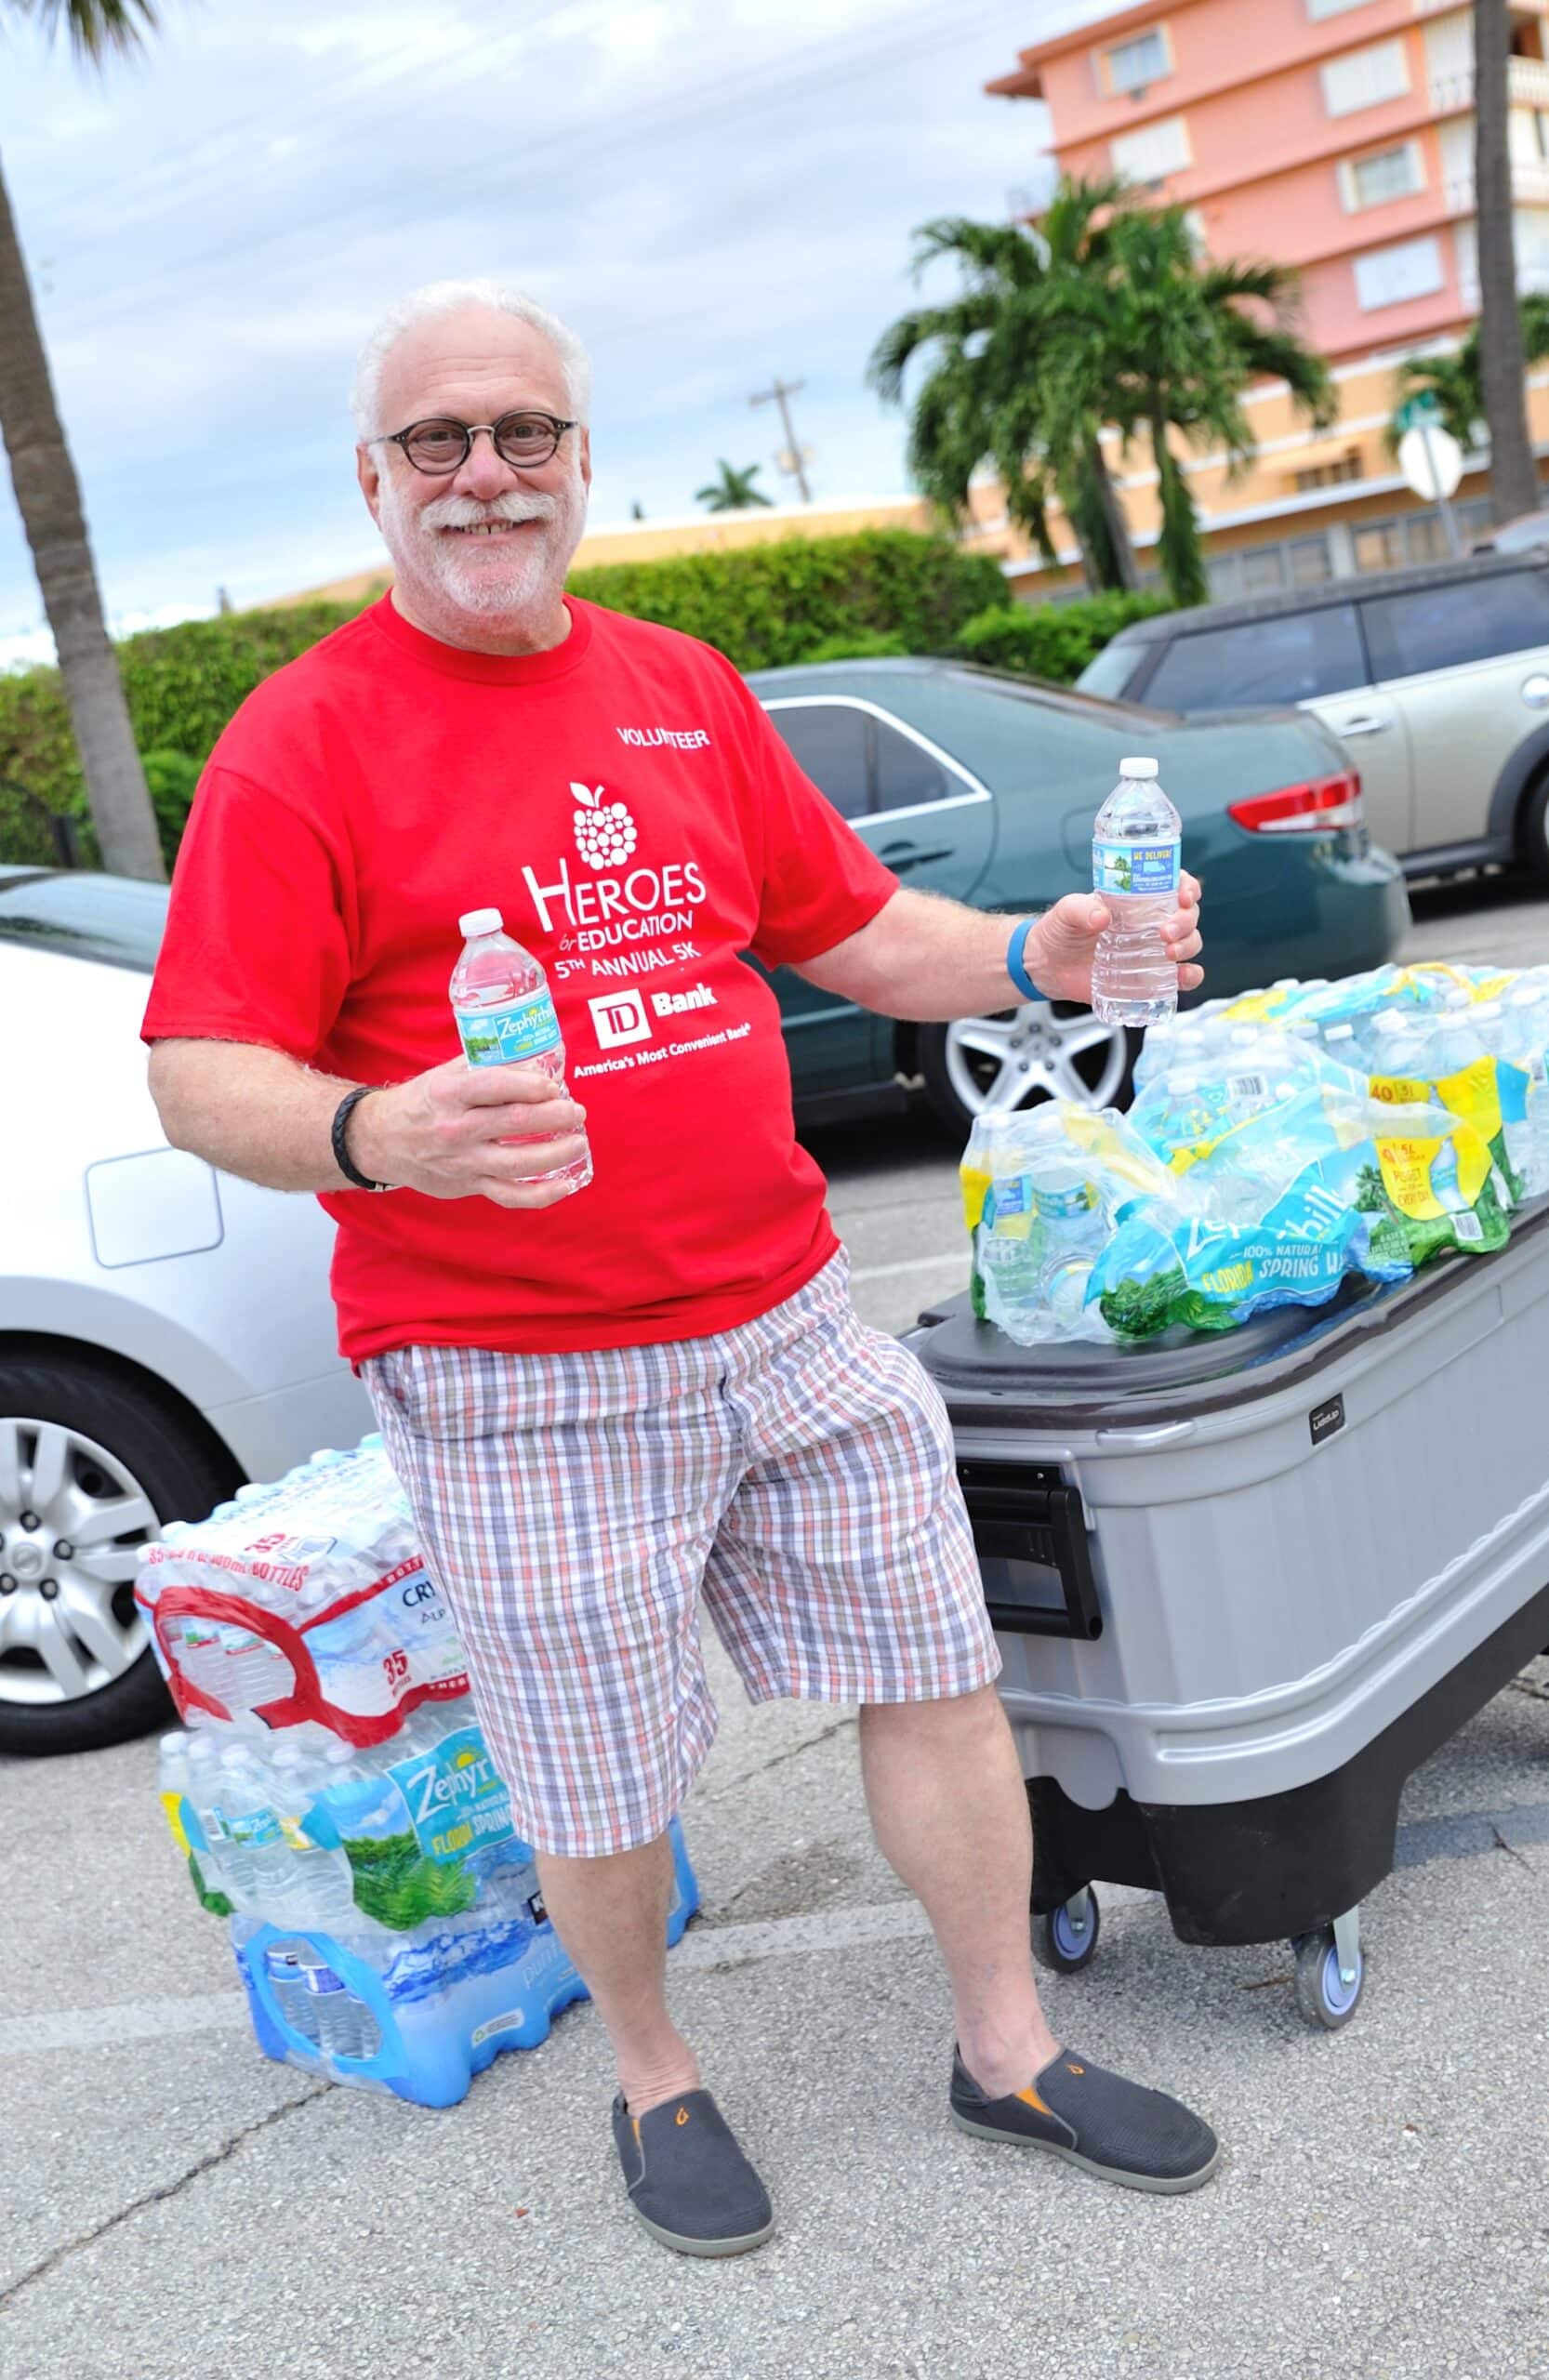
left=420, top=490, right=563, bottom=534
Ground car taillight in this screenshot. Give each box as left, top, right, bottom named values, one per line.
left=1227, top=770, right=1364, bottom=834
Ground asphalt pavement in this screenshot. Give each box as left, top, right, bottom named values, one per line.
left=5, top=874, right=1549, bottom=2380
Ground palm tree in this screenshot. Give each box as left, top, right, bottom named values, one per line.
left=867, top=181, right=1143, bottom=593
left=695, top=461, right=773, bottom=513
left=1103, top=206, right=1335, bottom=607
left=1474, top=0, right=1541, bottom=522
left=0, top=0, right=164, bottom=879
left=1387, top=296, right=1549, bottom=454
left=870, top=179, right=1332, bottom=607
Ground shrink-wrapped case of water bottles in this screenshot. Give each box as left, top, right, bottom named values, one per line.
left=139, top=1435, right=697, bottom=2108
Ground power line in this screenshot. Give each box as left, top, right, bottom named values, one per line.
left=39, top=0, right=1013, bottom=338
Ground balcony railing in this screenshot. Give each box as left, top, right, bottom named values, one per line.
left=1431, top=57, right=1549, bottom=112
left=1445, top=159, right=1549, bottom=209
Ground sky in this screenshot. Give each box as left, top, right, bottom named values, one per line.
left=0, top=0, right=1133, bottom=669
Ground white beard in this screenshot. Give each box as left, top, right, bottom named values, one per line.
left=377, top=471, right=588, bottom=623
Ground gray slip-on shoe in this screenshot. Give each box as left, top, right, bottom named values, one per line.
left=950, top=2046, right=1220, bottom=2194
left=612, top=2088, right=775, bottom=2257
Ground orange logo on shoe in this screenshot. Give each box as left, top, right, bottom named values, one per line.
left=675, top=2106, right=690, bottom=2126
left=1066, top=2063, right=1084, bottom=2076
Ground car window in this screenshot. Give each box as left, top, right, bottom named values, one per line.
left=1142, top=606, right=1368, bottom=710
left=873, top=716, right=953, bottom=811
left=763, top=703, right=871, bottom=819
left=0, top=871, right=168, bottom=972
left=1075, top=641, right=1145, bottom=702
left=1360, top=570, right=1549, bottom=681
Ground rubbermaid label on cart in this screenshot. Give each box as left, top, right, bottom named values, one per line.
left=1309, top=1395, right=1345, bottom=1448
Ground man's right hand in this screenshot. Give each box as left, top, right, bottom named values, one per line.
left=350, top=1058, right=589, bottom=1209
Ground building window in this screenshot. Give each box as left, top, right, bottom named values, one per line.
left=1111, top=113, right=1191, bottom=183
left=1291, top=450, right=1367, bottom=492
left=1339, top=140, right=1425, bottom=209
left=1353, top=521, right=1406, bottom=573
left=1307, top=0, right=1378, bottom=18
left=1103, top=27, right=1171, bottom=96
left=1353, top=232, right=1444, bottom=309
left=1288, top=533, right=1335, bottom=587
left=1320, top=36, right=1410, bottom=117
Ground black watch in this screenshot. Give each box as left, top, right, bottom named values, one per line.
left=331, top=1086, right=392, bottom=1192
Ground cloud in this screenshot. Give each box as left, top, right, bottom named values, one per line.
left=0, top=0, right=1048, bottom=645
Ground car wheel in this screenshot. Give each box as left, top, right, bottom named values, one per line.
left=0, top=1354, right=236, bottom=1756
left=918, top=1003, right=1138, bottom=1139
left=1523, top=771, right=1549, bottom=883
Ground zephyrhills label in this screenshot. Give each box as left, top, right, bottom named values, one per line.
left=1093, top=838, right=1180, bottom=898
left=455, top=987, right=562, bottom=1068
left=386, top=1726, right=517, bottom=1865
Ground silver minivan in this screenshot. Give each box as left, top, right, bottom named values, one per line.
left=1079, top=553, right=1549, bottom=880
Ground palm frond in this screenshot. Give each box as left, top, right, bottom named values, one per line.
left=14, top=0, right=158, bottom=61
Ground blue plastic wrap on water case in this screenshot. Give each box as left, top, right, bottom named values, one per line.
left=232, top=1818, right=699, bottom=2109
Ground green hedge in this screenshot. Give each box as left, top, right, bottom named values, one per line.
left=0, top=540, right=1153, bottom=866
left=0, top=533, right=1002, bottom=864
left=570, top=529, right=1004, bottom=670
left=947, top=591, right=1172, bottom=685
left=0, top=601, right=369, bottom=867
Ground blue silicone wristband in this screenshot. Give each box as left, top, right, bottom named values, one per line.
left=1005, top=917, right=1039, bottom=1002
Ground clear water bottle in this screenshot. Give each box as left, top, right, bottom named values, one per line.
left=449, top=907, right=591, bottom=1197
left=271, top=1742, right=359, bottom=1927
left=1092, top=758, right=1183, bottom=1028
left=217, top=1744, right=292, bottom=1910
left=1026, top=1151, right=1106, bottom=1329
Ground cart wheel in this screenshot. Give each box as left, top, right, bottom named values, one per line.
left=1032, top=1888, right=1101, bottom=1976
left=1291, top=1928, right=1365, bottom=2030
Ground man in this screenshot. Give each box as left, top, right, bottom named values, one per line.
left=145, top=280, right=1214, bottom=2257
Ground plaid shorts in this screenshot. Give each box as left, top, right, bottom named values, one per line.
left=362, top=1252, right=999, bottom=1857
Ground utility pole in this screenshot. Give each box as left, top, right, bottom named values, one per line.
left=749, top=376, right=813, bottom=503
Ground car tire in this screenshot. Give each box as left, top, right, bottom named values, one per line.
left=917, top=1006, right=1139, bottom=1141
left=0, top=1354, right=237, bottom=1757
left=1522, top=771, right=1549, bottom=884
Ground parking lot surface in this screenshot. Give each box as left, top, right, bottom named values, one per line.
left=5, top=874, right=1548, bottom=2380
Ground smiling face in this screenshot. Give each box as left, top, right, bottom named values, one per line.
left=355, top=304, right=591, bottom=654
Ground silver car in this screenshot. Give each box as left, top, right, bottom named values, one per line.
left=1079, top=553, right=1549, bottom=882
left=0, top=866, right=370, bottom=1756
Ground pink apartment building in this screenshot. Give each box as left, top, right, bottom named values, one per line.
left=986, top=0, right=1549, bottom=597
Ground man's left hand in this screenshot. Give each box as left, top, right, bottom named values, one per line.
left=1027, top=873, right=1204, bottom=1006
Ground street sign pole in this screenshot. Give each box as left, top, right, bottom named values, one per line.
left=1421, top=416, right=1464, bottom=557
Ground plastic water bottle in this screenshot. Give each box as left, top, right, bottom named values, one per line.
left=449, top=907, right=591, bottom=1197
left=1092, top=758, right=1183, bottom=1028
left=271, top=1742, right=359, bottom=1927
left=1026, top=1150, right=1106, bottom=1328
left=217, top=1744, right=292, bottom=1910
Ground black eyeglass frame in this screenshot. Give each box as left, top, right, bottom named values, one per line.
left=369, top=410, right=579, bottom=476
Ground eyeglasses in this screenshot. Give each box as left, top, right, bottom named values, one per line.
left=371, top=411, right=578, bottom=476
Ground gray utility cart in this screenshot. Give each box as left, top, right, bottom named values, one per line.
left=910, top=1198, right=1549, bottom=2030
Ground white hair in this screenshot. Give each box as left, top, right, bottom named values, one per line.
left=349, top=279, right=592, bottom=439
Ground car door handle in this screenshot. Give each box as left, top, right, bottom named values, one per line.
left=1332, top=713, right=1390, bottom=735
left=876, top=840, right=952, bottom=873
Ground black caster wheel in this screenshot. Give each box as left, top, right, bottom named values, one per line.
left=1032, top=1887, right=1101, bottom=1975
left=1291, top=1927, right=1366, bottom=2030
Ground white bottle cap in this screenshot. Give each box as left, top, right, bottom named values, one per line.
left=1119, top=757, right=1159, bottom=777
left=458, top=906, right=503, bottom=938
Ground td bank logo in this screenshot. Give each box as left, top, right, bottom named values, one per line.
left=589, top=984, right=719, bottom=1051
left=589, top=989, right=652, bottom=1050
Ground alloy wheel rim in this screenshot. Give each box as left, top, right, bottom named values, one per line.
left=0, top=1417, right=157, bottom=1705
left=944, top=1001, right=1130, bottom=1119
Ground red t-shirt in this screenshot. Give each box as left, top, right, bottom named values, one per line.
left=141, top=596, right=897, bottom=1359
